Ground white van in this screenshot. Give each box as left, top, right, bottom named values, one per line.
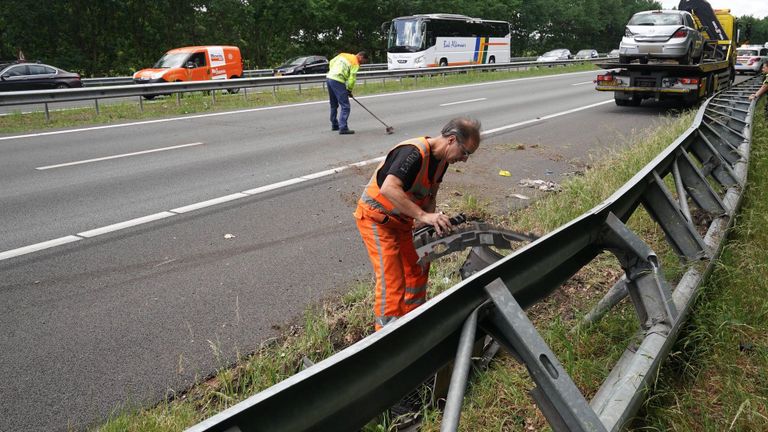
left=735, top=45, right=768, bottom=74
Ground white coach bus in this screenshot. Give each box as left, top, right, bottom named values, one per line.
left=385, top=14, right=511, bottom=70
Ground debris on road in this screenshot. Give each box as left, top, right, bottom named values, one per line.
left=519, top=178, right=561, bottom=192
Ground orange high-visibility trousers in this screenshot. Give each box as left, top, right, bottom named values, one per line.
left=354, top=204, right=429, bottom=331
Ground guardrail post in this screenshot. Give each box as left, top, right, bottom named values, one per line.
left=44, top=103, right=50, bottom=123
left=176, top=92, right=181, bottom=107
left=243, top=87, right=248, bottom=101
left=298, top=83, right=302, bottom=95
left=440, top=307, right=480, bottom=432
left=94, top=99, right=100, bottom=116
left=211, top=90, right=216, bottom=105
left=482, top=278, right=607, bottom=432
left=138, top=96, right=143, bottom=113
left=642, top=171, right=709, bottom=260
left=600, top=213, right=678, bottom=329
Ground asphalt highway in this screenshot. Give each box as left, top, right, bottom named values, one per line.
left=0, top=70, right=711, bottom=430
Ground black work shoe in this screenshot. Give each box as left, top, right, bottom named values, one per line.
left=331, top=126, right=339, bottom=131
left=339, top=129, right=355, bottom=135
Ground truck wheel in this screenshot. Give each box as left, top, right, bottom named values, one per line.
left=615, top=98, right=629, bottom=106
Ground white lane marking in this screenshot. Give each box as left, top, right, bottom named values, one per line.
left=440, top=98, right=487, bottom=107
left=0, top=236, right=82, bottom=261
left=572, top=81, right=595, bottom=86
left=170, top=193, right=249, bottom=214
left=77, top=212, right=176, bottom=238
left=0, top=70, right=599, bottom=143
left=35, top=142, right=204, bottom=170
left=0, top=100, right=608, bottom=262
left=483, top=100, right=614, bottom=135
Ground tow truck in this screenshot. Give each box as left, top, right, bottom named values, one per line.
left=596, top=0, right=736, bottom=106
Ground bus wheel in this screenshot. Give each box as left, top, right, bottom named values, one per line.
left=439, top=59, right=448, bottom=67
left=488, top=56, right=495, bottom=64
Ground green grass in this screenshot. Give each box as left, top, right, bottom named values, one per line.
left=0, top=63, right=598, bottom=135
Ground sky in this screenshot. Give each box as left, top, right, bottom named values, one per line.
left=658, top=1, right=768, bottom=18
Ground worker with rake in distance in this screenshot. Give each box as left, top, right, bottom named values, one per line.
left=326, top=51, right=368, bottom=135
left=354, top=117, right=481, bottom=331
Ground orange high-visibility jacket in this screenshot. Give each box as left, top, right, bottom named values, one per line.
left=358, top=137, right=447, bottom=220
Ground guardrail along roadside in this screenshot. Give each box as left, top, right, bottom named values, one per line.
left=0, top=58, right=603, bottom=122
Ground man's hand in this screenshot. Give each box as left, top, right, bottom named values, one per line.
left=348, top=91, right=353, bottom=97
left=416, top=212, right=453, bottom=236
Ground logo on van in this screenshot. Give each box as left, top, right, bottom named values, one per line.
left=210, top=53, right=225, bottom=62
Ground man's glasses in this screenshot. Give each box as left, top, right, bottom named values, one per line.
left=456, top=139, right=473, bottom=158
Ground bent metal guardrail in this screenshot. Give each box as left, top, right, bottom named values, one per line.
left=185, top=76, right=762, bottom=432
left=0, top=58, right=602, bottom=109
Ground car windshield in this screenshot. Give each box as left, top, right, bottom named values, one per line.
left=388, top=19, right=424, bottom=52
left=281, top=57, right=308, bottom=67
left=542, top=50, right=565, bottom=57
left=153, top=53, right=189, bottom=68
left=576, top=50, right=592, bottom=56
left=628, top=13, right=683, bottom=26
left=738, top=50, right=758, bottom=56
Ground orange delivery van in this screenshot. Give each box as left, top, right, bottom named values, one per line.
left=133, top=46, right=243, bottom=84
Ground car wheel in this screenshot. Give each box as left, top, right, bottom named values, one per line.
left=439, top=59, right=448, bottom=67
left=55, top=83, right=69, bottom=89
left=619, top=55, right=629, bottom=64
left=680, top=47, right=693, bottom=65
left=225, top=76, right=241, bottom=94
left=143, top=95, right=156, bottom=100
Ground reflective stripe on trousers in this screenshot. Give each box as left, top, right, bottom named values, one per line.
left=355, top=206, right=429, bottom=331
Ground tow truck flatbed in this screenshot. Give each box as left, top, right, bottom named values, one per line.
left=596, top=60, right=731, bottom=74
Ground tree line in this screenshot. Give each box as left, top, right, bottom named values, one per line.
left=1, top=0, right=766, bottom=77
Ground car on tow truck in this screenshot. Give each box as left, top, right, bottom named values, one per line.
left=619, top=10, right=704, bottom=65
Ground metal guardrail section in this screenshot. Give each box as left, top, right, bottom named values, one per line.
left=0, top=58, right=603, bottom=107
left=186, top=75, right=761, bottom=432
left=80, top=65, right=389, bottom=87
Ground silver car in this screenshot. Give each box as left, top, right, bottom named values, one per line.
left=574, top=49, right=599, bottom=59
left=536, top=49, right=572, bottom=62
left=620, top=10, right=704, bottom=65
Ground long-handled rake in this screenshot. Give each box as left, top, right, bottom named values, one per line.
left=350, top=95, right=395, bottom=134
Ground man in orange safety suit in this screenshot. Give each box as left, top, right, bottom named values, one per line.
left=354, top=117, right=482, bottom=331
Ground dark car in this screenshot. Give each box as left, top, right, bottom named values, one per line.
left=0, top=61, right=82, bottom=91
left=273, top=56, right=329, bottom=76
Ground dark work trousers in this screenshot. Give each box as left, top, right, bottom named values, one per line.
left=327, top=78, right=351, bottom=131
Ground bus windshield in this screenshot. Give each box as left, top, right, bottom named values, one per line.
left=388, top=19, right=424, bottom=52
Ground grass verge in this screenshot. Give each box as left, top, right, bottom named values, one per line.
left=1, top=63, right=598, bottom=135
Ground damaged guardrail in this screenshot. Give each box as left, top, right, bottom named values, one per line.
left=186, top=76, right=761, bottom=432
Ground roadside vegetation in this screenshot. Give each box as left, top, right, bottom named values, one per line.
left=93, top=92, right=768, bottom=430
left=0, top=63, right=599, bottom=135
